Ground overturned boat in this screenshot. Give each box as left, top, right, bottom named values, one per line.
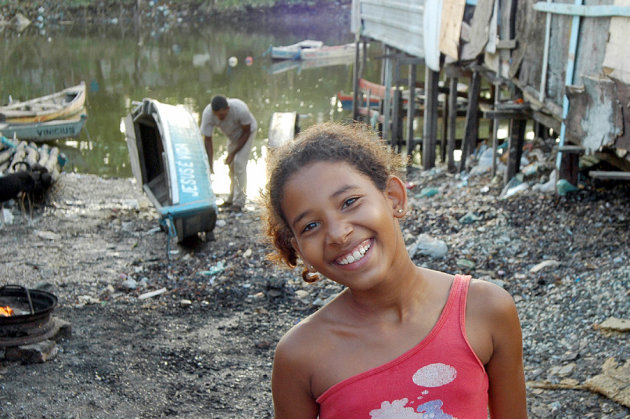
left=124, top=98, right=216, bottom=242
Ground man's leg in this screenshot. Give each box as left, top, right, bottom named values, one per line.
left=231, top=132, right=255, bottom=208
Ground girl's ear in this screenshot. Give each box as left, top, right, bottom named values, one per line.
left=385, top=175, right=408, bottom=218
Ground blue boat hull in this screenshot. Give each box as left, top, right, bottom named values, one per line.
left=124, top=98, right=216, bottom=242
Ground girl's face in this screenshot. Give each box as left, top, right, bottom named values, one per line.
left=280, top=161, right=406, bottom=291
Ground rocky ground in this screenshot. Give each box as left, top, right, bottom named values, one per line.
left=0, top=152, right=628, bottom=418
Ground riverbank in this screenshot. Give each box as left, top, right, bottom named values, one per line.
left=0, top=0, right=351, bottom=26
left=0, top=167, right=628, bottom=417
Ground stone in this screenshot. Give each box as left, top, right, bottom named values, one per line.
left=549, top=363, right=576, bottom=378
left=5, top=340, right=58, bottom=364
left=596, top=317, right=630, bottom=332
left=295, top=290, right=310, bottom=303
left=530, top=260, right=561, bottom=273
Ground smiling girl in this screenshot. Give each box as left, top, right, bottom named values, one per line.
left=263, top=122, right=526, bottom=418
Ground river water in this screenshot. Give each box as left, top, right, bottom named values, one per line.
left=1, top=9, right=385, bottom=198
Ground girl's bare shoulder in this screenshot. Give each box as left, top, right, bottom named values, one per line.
left=275, top=292, right=347, bottom=362
left=467, top=278, right=518, bottom=319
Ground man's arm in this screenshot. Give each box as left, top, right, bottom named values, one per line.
left=225, top=124, right=251, bottom=165
left=204, top=135, right=214, bottom=173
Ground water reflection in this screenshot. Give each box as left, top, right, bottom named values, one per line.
left=0, top=11, right=378, bottom=191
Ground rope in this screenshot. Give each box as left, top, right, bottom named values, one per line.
left=160, top=213, right=177, bottom=261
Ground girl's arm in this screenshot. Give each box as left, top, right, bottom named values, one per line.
left=483, top=285, right=528, bottom=418
left=272, top=334, right=319, bottom=419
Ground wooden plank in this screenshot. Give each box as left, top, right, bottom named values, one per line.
left=589, top=171, right=630, bottom=180
left=459, top=70, right=482, bottom=171
left=603, top=0, right=630, bottom=84
left=610, top=76, right=630, bottom=150
left=460, top=0, right=496, bottom=61
left=565, top=74, right=623, bottom=152
left=533, top=2, right=630, bottom=17
left=439, top=0, right=467, bottom=60
left=479, top=102, right=530, bottom=119
left=423, top=68, right=440, bottom=169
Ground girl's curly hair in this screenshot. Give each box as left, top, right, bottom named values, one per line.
left=261, top=121, right=406, bottom=277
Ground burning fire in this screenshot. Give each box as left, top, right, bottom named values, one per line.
left=0, top=306, right=14, bottom=317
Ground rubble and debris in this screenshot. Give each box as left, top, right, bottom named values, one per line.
left=585, top=358, right=630, bottom=408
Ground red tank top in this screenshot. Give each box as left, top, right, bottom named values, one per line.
left=316, top=275, right=489, bottom=418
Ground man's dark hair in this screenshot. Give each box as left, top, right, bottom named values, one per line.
left=211, top=95, right=228, bottom=111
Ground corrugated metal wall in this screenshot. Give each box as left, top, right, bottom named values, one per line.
left=355, top=0, right=425, bottom=57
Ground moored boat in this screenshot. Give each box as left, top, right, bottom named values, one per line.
left=268, top=39, right=324, bottom=60
left=0, top=112, right=87, bottom=142
left=300, top=43, right=356, bottom=60
left=124, top=98, right=217, bottom=242
left=0, top=82, right=87, bottom=124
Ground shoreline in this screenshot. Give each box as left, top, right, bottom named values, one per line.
left=1, top=0, right=353, bottom=27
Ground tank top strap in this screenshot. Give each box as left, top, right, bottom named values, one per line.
left=443, top=274, right=472, bottom=336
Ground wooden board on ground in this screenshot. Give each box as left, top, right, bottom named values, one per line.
left=268, top=112, right=299, bottom=149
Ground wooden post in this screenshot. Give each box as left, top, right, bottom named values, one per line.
left=423, top=67, right=440, bottom=170
left=505, top=118, right=527, bottom=182
left=382, top=47, right=393, bottom=141
left=440, top=73, right=449, bottom=163
left=447, top=76, right=458, bottom=172
left=391, top=57, right=401, bottom=149
left=407, top=64, right=417, bottom=166
left=459, top=70, right=481, bottom=172
left=352, top=37, right=361, bottom=121
left=491, top=83, right=500, bottom=177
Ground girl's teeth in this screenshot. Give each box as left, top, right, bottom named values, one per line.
left=338, top=241, right=371, bottom=265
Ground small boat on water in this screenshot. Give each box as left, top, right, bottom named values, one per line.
left=300, top=43, right=356, bottom=60
left=0, top=82, right=86, bottom=124
left=268, top=53, right=356, bottom=75
left=124, top=98, right=217, bottom=242
left=0, top=112, right=87, bottom=142
left=268, top=39, right=324, bottom=60
left=336, top=93, right=381, bottom=111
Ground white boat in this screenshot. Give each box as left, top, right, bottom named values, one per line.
left=268, top=40, right=324, bottom=60
left=0, top=82, right=86, bottom=124
left=300, top=43, right=356, bottom=60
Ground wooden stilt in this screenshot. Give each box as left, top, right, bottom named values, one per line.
left=459, top=70, right=481, bottom=172
left=505, top=118, right=527, bottom=182
left=447, top=77, right=458, bottom=173
left=391, top=56, right=401, bottom=150
left=352, top=37, right=361, bottom=121
left=441, top=73, right=449, bottom=163
left=423, top=67, right=440, bottom=170
left=382, top=47, right=393, bottom=141
left=407, top=64, right=417, bottom=166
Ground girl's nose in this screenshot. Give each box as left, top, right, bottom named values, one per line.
left=326, top=217, right=352, bottom=245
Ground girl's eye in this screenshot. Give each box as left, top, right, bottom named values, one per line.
left=302, top=222, right=318, bottom=233
left=342, top=197, right=359, bottom=209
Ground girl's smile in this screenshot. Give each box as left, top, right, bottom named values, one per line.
left=335, top=238, right=372, bottom=266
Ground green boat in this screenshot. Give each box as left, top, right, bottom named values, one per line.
left=0, top=113, right=87, bottom=142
